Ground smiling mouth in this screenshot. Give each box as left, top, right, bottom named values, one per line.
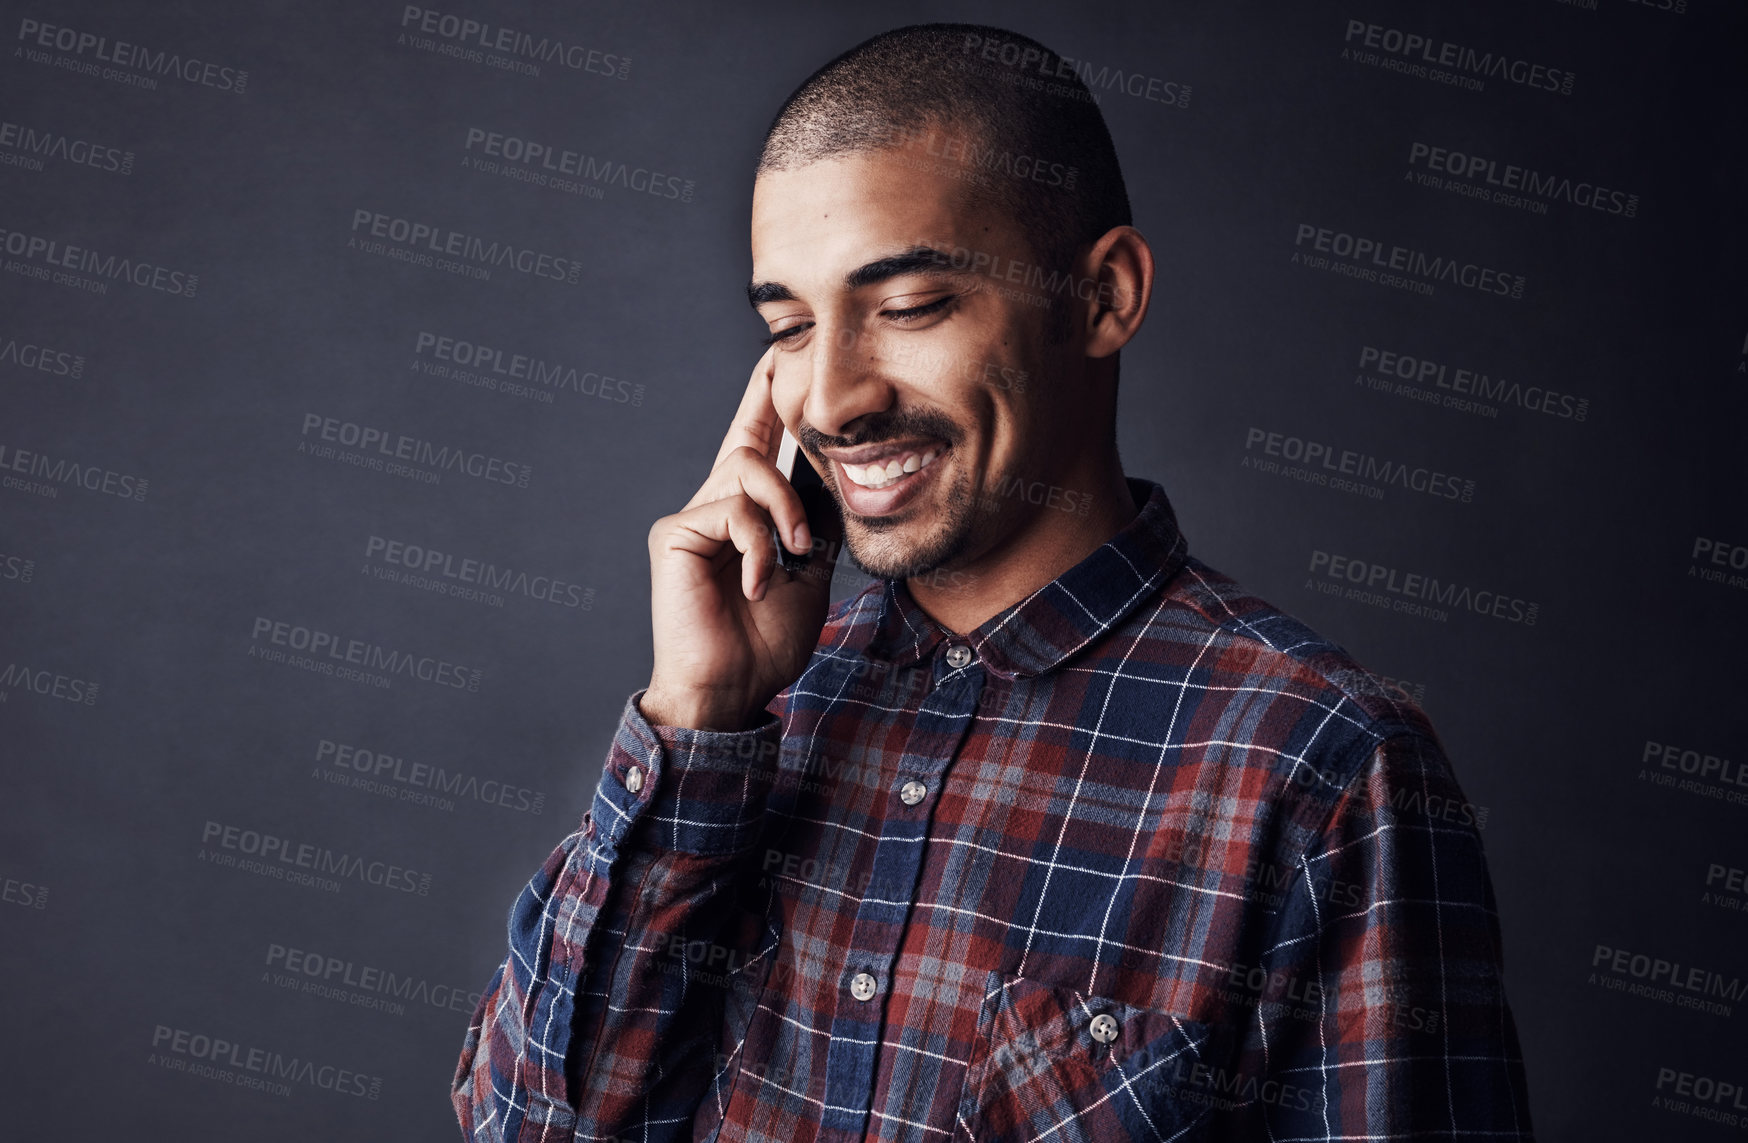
left=837, top=447, right=942, bottom=490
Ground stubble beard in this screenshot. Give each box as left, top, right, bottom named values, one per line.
left=835, top=463, right=981, bottom=582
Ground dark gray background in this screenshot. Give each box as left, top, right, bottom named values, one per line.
left=2, top=0, right=1744, bottom=1138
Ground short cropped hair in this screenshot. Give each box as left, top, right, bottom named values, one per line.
left=758, top=24, right=1131, bottom=286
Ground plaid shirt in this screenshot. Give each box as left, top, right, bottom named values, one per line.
left=453, top=479, right=1533, bottom=1142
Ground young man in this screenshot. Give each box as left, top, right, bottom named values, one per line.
left=453, top=24, right=1533, bottom=1143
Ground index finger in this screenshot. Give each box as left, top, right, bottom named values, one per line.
left=711, top=347, right=784, bottom=470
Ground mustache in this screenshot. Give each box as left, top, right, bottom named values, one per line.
left=796, top=409, right=964, bottom=456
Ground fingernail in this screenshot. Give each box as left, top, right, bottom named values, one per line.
left=792, top=523, right=810, bottom=553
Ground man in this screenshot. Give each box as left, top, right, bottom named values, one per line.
left=452, top=23, right=1533, bottom=1142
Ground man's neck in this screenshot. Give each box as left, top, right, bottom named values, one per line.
left=906, top=463, right=1140, bottom=635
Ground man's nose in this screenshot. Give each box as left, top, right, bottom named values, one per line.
left=803, top=324, right=892, bottom=439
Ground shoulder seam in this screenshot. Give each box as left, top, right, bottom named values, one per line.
left=1174, top=560, right=1428, bottom=733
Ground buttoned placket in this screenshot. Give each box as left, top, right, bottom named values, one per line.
left=818, top=640, right=985, bottom=1135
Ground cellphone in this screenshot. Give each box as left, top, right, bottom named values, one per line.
left=775, top=429, right=838, bottom=572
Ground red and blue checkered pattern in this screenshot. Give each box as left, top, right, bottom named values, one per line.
left=453, top=480, right=1533, bottom=1142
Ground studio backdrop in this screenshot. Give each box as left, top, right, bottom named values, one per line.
left=2, top=0, right=1744, bottom=1138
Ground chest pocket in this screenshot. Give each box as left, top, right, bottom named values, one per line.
left=958, top=972, right=1213, bottom=1142
left=694, top=902, right=783, bottom=1143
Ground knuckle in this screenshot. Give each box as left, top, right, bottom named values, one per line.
left=722, top=445, right=765, bottom=473
left=743, top=511, right=774, bottom=545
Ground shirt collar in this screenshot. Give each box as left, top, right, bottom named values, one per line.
left=864, top=478, right=1188, bottom=679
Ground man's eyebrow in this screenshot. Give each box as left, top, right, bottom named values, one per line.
left=746, top=281, right=795, bottom=308
left=746, top=246, right=966, bottom=311
left=844, top=245, right=963, bottom=291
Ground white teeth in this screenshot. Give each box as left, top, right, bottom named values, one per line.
left=849, top=464, right=891, bottom=489
left=841, top=448, right=942, bottom=489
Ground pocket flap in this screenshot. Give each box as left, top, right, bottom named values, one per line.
left=964, top=972, right=1215, bottom=1141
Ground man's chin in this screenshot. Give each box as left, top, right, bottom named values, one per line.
left=840, top=521, right=924, bottom=581
left=839, top=514, right=971, bottom=582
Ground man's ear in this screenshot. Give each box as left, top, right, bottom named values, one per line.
left=1079, top=226, right=1154, bottom=360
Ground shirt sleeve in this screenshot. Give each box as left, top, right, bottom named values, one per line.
left=451, top=690, right=783, bottom=1142
left=1218, top=732, right=1535, bottom=1140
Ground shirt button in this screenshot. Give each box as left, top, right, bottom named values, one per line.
left=899, top=779, right=928, bottom=806
left=944, top=643, right=973, bottom=670
left=1089, top=1013, right=1120, bottom=1044
left=624, top=767, right=644, bottom=794
left=850, top=972, right=878, bottom=1002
